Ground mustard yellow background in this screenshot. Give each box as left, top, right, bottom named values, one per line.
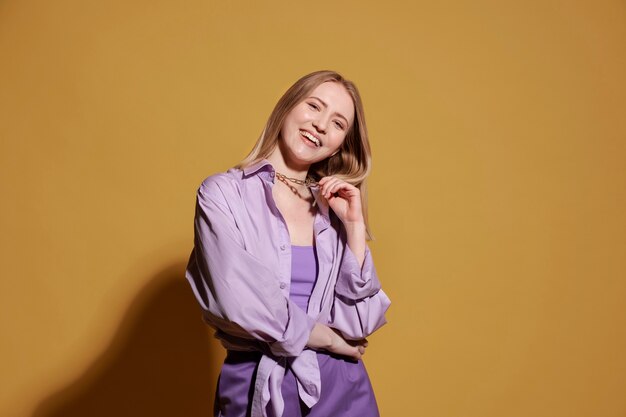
left=2, top=1, right=625, bottom=416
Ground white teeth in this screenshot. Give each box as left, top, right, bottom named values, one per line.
left=301, top=130, right=321, bottom=147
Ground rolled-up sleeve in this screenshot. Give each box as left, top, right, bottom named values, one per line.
left=185, top=178, right=316, bottom=357
left=329, top=238, right=391, bottom=340
left=335, top=244, right=381, bottom=300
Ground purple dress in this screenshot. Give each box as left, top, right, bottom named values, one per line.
left=214, top=245, right=380, bottom=417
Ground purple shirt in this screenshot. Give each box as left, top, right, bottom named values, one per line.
left=184, top=158, right=391, bottom=417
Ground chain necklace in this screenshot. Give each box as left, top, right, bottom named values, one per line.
left=275, top=171, right=319, bottom=188
left=275, top=171, right=319, bottom=207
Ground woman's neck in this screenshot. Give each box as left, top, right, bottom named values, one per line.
left=266, top=148, right=310, bottom=181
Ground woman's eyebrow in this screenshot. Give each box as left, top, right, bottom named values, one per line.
left=310, top=96, right=349, bottom=124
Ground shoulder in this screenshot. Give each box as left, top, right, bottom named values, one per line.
left=198, top=169, right=239, bottom=192
left=196, top=167, right=246, bottom=205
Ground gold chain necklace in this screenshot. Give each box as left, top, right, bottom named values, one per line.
left=275, top=171, right=319, bottom=188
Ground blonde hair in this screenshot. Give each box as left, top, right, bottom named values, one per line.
left=235, top=70, right=375, bottom=240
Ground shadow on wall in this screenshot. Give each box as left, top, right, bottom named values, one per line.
left=33, top=262, right=224, bottom=417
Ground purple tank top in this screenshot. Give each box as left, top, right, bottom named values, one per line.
left=289, top=245, right=318, bottom=311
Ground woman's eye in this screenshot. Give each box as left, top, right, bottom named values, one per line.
left=334, top=121, right=344, bottom=130
left=307, top=103, right=319, bottom=110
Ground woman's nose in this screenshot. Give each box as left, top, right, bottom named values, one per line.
left=312, top=116, right=327, bottom=133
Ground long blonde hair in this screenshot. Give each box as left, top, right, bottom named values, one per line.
left=235, top=70, right=375, bottom=240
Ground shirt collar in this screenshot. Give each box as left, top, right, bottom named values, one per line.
left=241, top=158, right=331, bottom=224
left=310, top=187, right=330, bottom=221
left=242, top=158, right=275, bottom=177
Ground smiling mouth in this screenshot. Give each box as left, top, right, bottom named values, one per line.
left=300, top=130, right=321, bottom=147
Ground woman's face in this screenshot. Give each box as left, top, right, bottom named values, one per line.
left=279, top=81, right=355, bottom=167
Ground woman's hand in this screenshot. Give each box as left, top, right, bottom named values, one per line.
left=318, top=175, right=368, bottom=268
left=307, top=322, right=368, bottom=360
left=318, top=176, right=364, bottom=226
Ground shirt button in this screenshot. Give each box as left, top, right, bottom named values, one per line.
left=280, top=244, right=286, bottom=250
left=280, top=282, right=286, bottom=289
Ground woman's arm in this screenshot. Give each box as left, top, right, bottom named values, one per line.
left=317, top=177, right=391, bottom=341
left=327, top=231, right=391, bottom=340
left=306, top=229, right=388, bottom=359
left=306, top=322, right=369, bottom=360
left=185, top=176, right=316, bottom=357
left=344, top=221, right=367, bottom=268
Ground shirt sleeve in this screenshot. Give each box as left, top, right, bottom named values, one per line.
left=184, top=177, right=316, bottom=357
left=327, top=235, right=391, bottom=340
left=335, top=243, right=381, bottom=300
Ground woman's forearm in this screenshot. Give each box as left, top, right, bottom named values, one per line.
left=306, top=322, right=366, bottom=360
left=344, top=221, right=367, bottom=269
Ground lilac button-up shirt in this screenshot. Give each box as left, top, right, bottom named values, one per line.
left=184, top=158, right=391, bottom=417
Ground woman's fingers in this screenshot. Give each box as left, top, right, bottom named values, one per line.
left=319, top=176, right=353, bottom=198
left=350, top=339, right=368, bottom=359
left=349, top=345, right=363, bottom=360
left=333, top=336, right=369, bottom=360
left=321, top=178, right=342, bottom=199
left=309, top=325, right=370, bottom=361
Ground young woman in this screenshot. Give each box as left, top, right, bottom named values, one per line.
left=185, top=70, right=391, bottom=417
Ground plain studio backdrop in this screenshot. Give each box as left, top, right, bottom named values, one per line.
left=1, top=1, right=625, bottom=416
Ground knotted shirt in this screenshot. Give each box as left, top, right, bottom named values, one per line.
left=184, top=159, right=391, bottom=417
